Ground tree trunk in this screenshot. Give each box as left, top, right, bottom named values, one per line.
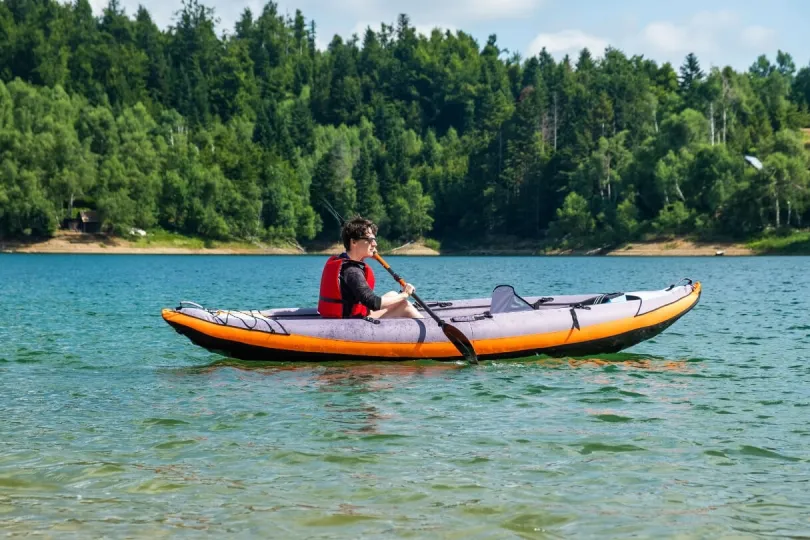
left=674, top=180, right=685, bottom=202
left=787, top=199, right=791, bottom=227
left=775, top=196, right=780, bottom=228
left=709, top=102, right=715, bottom=146
left=541, top=112, right=549, bottom=150
left=722, top=107, right=727, bottom=145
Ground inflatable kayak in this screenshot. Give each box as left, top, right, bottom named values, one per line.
left=161, top=279, right=700, bottom=362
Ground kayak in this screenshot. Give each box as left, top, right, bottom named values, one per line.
left=161, top=279, right=701, bottom=362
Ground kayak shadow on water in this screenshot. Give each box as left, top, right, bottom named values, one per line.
left=176, top=351, right=702, bottom=375
left=165, top=353, right=702, bottom=434
left=173, top=359, right=472, bottom=435
left=182, top=357, right=469, bottom=377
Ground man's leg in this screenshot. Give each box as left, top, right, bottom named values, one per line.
left=368, top=292, right=424, bottom=319
left=367, top=291, right=401, bottom=319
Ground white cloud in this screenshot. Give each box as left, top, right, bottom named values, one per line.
left=527, top=29, right=609, bottom=58
left=634, top=10, right=776, bottom=67
left=740, top=25, right=777, bottom=49
left=687, top=9, right=739, bottom=30
left=640, top=10, right=737, bottom=56
left=641, top=22, right=689, bottom=54
left=88, top=0, right=107, bottom=13
left=464, top=0, right=541, bottom=19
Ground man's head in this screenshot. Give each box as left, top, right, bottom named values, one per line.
left=341, top=216, right=378, bottom=253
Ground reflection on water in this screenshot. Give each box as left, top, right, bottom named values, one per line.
left=192, top=353, right=699, bottom=374
left=182, top=360, right=471, bottom=436
left=563, top=357, right=700, bottom=373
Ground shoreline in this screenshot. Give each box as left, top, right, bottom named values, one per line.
left=0, top=232, right=799, bottom=257
left=0, top=232, right=444, bottom=256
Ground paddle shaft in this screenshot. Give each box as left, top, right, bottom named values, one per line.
left=372, top=253, right=444, bottom=327
left=372, top=252, right=478, bottom=363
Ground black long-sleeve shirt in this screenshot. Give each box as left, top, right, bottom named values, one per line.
left=340, top=263, right=382, bottom=317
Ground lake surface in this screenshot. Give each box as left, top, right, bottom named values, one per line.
left=1, top=254, right=809, bottom=537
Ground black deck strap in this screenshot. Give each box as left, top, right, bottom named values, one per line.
left=248, top=311, right=277, bottom=333
left=363, top=316, right=381, bottom=325
left=415, top=301, right=452, bottom=311
left=228, top=310, right=260, bottom=330
left=532, top=297, right=554, bottom=309
left=625, top=295, right=643, bottom=317
left=451, top=312, right=492, bottom=323
left=319, top=296, right=343, bottom=304
left=666, top=278, right=693, bottom=291
left=569, top=304, right=591, bottom=331
left=570, top=308, right=580, bottom=330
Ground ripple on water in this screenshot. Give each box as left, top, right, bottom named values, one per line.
left=735, top=446, right=802, bottom=462
left=578, top=443, right=647, bottom=455
left=153, top=440, right=198, bottom=450
left=592, top=414, right=635, bottom=423
left=142, top=418, right=191, bottom=427
left=304, top=513, right=379, bottom=527
left=501, top=511, right=574, bottom=535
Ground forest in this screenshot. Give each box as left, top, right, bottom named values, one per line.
left=1, top=0, right=809, bottom=249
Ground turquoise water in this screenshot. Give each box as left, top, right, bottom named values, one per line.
left=1, top=254, right=809, bottom=537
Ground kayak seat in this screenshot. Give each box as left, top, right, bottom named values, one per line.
left=490, top=285, right=536, bottom=314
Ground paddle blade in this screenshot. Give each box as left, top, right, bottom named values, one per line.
left=442, top=323, right=479, bottom=364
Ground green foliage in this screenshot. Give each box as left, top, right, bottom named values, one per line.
left=747, top=230, right=810, bottom=254
left=547, top=192, right=595, bottom=247
left=614, top=196, right=640, bottom=239
left=388, top=179, right=434, bottom=240
left=653, top=201, right=693, bottom=235
left=423, top=237, right=441, bottom=251
left=130, top=228, right=205, bottom=249
left=0, top=1, right=809, bottom=250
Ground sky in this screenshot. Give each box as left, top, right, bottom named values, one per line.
left=89, top=0, right=808, bottom=71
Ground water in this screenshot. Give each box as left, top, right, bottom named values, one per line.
left=1, top=254, right=809, bottom=537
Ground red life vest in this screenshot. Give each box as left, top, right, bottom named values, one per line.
left=318, top=254, right=376, bottom=318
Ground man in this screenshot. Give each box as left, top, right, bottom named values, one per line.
left=318, top=216, right=423, bottom=319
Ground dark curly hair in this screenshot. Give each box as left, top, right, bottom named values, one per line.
left=341, top=216, right=377, bottom=251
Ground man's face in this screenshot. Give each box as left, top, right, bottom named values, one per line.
left=356, top=227, right=377, bottom=257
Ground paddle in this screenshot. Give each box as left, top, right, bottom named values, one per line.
left=372, top=252, right=479, bottom=364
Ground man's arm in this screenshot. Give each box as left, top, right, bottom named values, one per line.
left=343, top=266, right=383, bottom=311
